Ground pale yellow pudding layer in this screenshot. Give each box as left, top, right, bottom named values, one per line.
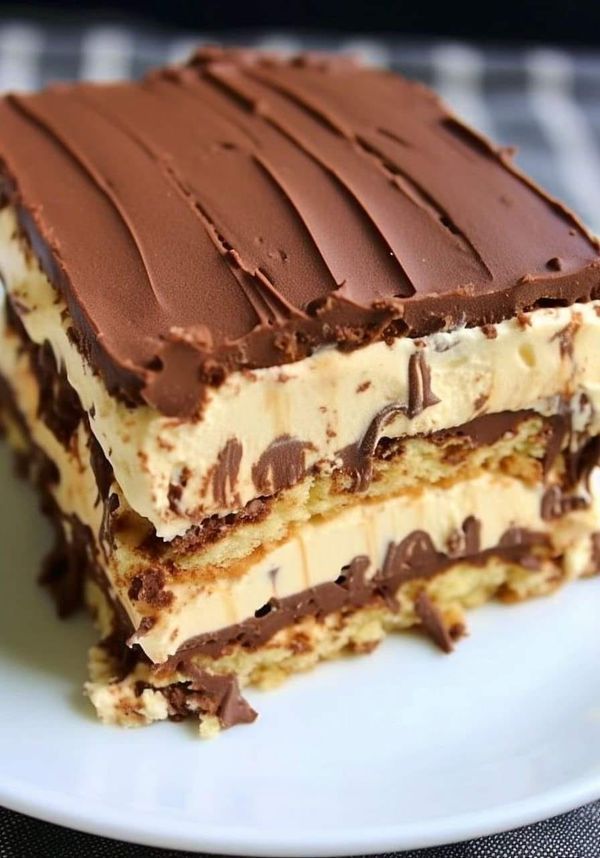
left=134, top=471, right=598, bottom=662
left=2, top=205, right=600, bottom=538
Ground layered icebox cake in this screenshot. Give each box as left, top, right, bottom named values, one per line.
left=1, top=47, right=600, bottom=735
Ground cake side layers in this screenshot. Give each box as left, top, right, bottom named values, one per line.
left=87, top=531, right=600, bottom=735
left=2, top=324, right=597, bottom=664
left=4, top=362, right=599, bottom=673
left=4, top=378, right=598, bottom=733
left=0, top=49, right=598, bottom=417
left=2, top=206, right=600, bottom=537
left=3, top=291, right=600, bottom=736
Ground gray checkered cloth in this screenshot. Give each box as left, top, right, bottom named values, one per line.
left=1, top=21, right=599, bottom=857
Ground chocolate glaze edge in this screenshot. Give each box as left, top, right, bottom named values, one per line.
left=168, top=521, right=556, bottom=665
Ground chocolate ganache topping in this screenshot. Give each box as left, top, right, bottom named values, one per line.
left=0, top=46, right=598, bottom=417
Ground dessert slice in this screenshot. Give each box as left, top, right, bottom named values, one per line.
left=1, top=47, right=599, bottom=736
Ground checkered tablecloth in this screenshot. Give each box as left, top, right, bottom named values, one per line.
left=1, top=22, right=600, bottom=857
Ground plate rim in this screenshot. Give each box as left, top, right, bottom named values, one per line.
left=2, top=771, right=599, bottom=855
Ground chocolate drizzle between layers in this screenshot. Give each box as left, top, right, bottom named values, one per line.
left=338, top=351, right=441, bottom=490
left=541, top=485, right=589, bottom=521
left=168, top=519, right=552, bottom=666
left=1, top=47, right=599, bottom=417
left=0, top=387, right=252, bottom=727
left=339, top=407, right=562, bottom=493
left=0, top=357, right=126, bottom=620
left=5, top=296, right=84, bottom=447
left=140, top=405, right=595, bottom=562
left=157, top=409, right=569, bottom=557
left=0, top=371, right=95, bottom=616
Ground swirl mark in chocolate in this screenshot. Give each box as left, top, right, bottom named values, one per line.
left=251, top=434, right=312, bottom=494
left=0, top=48, right=597, bottom=416
left=414, top=591, right=455, bottom=653
left=212, top=437, right=243, bottom=506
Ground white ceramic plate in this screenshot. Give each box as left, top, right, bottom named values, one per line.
left=2, top=443, right=600, bottom=856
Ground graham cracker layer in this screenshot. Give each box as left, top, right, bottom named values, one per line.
left=85, top=541, right=600, bottom=737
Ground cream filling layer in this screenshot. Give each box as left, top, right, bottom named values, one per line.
left=2, top=304, right=598, bottom=664
left=145, top=477, right=599, bottom=662
left=2, top=206, right=600, bottom=539
left=0, top=307, right=105, bottom=546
